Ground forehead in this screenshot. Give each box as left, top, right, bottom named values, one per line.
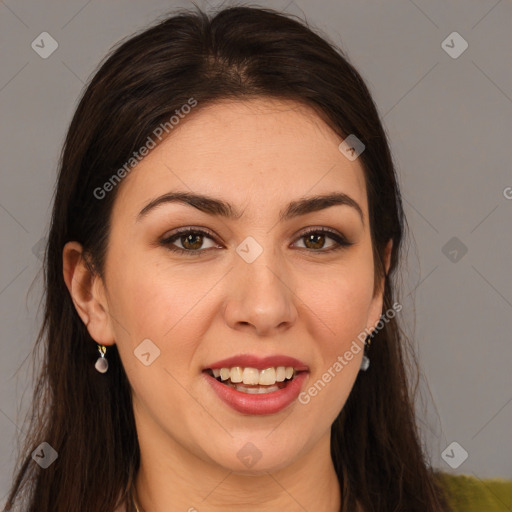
left=113, top=98, right=368, bottom=220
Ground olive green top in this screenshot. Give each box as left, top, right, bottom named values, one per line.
left=435, top=473, right=512, bottom=511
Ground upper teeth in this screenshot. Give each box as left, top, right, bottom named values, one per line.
left=212, top=366, right=295, bottom=386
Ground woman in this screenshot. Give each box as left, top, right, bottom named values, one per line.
left=4, top=5, right=456, bottom=511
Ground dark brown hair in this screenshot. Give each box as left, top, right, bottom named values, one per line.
left=5, top=5, right=450, bottom=511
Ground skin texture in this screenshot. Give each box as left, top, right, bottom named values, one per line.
left=63, top=98, right=392, bottom=512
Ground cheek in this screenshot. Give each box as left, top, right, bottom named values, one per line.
left=107, top=253, right=222, bottom=372
left=293, top=251, right=374, bottom=415
left=296, top=271, right=372, bottom=424
left=298, top=260, right=375, bottom=347
left=109, top=261, right=210, bottom=423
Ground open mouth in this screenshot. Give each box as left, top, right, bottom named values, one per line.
left=204, top=366, right=301, bottom=394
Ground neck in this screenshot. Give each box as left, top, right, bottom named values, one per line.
left=132, top=416, right=340, bottom=512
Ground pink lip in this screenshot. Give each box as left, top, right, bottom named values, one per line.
left=203, top=371, right=309, bottom=415
left=204, top=354, right=309, bottom=371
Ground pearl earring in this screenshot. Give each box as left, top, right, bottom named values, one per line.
left=94, top=344, right=109, bottom=373
left=360, top=335, right=372, bottom=372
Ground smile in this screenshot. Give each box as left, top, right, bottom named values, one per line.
left=205, top=366, right=299, bottom=394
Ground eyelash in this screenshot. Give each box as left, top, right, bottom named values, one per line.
left=160, top=227, right=354, bottom=257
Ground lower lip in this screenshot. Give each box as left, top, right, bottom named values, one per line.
left=203, top=371, right=308, bottom=415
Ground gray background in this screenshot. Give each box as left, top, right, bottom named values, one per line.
left=1, top=0, right=511, bottom=505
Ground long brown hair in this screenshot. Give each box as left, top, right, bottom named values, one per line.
left=4, top=5, right=450, bottom=511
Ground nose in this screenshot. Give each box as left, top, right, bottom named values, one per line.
left=223, top=251, right=298, bottom=337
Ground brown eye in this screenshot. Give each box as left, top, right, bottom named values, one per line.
left=161, top=228, right=219, bottom=255
left=294, top=228, right=353, bottom=252
left=303, top=232, right=326, bottom=249
left=180, top=233, right=204, bottom=250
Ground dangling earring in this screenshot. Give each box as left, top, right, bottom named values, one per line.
left=94, top=344, right=109, bottom=373
left=360, top=335, right=372, bottom=372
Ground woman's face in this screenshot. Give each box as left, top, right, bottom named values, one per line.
left=83, top=98, right=389, bottom=473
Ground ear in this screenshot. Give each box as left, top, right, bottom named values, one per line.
left=62, top=241, right=115, bottom=346
left=366, top=239, right=393, bottom=333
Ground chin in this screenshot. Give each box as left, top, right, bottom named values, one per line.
left=202, top=437, right=305, bottom=475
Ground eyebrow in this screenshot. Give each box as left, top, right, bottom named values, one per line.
left=137, top=191, right=364, bottom=224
